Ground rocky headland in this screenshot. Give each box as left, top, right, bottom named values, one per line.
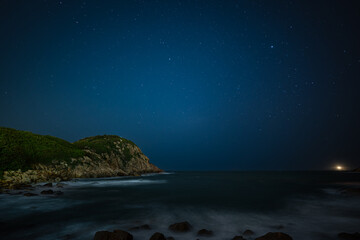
left=0, top=127, right=161, bottom=190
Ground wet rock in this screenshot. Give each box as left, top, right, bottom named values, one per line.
left=255, top=232, right=292, bottom=240
left=243, top=230, right=254, bottom=236
left=197, top=229, right=214, bottom=236
left=338, top=232, right=360, bottom=240
left=62, top=233, right=77, bottom=240
left=43, top=183, right=53, bottom=187
left=342, top=188, right=360, bottom=196
left=169, top=221, right=192, bottom=232
left=129, top=224, right=151, bottom=231
left=94, top=231, right=110, bottom=240
left=23, top=192, right=38, bottom=197
left=94, top=230, right=133, bottom=240
left=166, top=237, right=175, bottom=240
left=56, top=182, right=67, bottom=188
left=41, top=190, right=54, bottom=194
left=149, top=232, right=166, bottom=240
left=113, top=230, right=133, bottom=240
left=232, top=236, right=246, bottom=240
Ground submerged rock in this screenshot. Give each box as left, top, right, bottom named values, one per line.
left=243, top=230, right=255, bottom=236
left=342, top=188, right=360, bottom=196
left=232, top=236, right=246, bottom=240
left=338, top=232, right=360, bottom=240
left=56, top=183, right=66, bottom=188
left=54, top=190, right=63, bottom=195
left=129, top=224, right=151, bottom=231
left=255, top=232, right=292, bottom=240
left=94, top=230, right=133, bottom=240
left=23, top=192, right=38, bottom=197
left=149, top=232, right=166, bottom=240
left=169, top=221, right=192, bottom=232
left=43, top=183, right=53, bottom=187
left=41, top=189, right=54, bottom=194
left=197, top=229, right=214, bottom=236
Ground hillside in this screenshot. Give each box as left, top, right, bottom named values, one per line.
left=0, top=127, right=161, bottom=187
left=0, top=127, right=84, bottom=173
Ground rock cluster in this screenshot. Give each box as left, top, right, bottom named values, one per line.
left=338, top=232, right=360, bottom=240
left=93, top=222, right=296, bottom=240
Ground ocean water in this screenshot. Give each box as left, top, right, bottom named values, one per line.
left=0, top=171, right=359, bottom=240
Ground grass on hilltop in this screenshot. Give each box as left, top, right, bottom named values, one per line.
left=0, top=127, right=84, bottom=172
left=0, top=127, right=137, bottom=173
left=74, top=135, right=135, bottom=163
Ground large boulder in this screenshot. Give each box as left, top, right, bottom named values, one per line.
left=338, top=232, right=360, bottom=240
left=94, top=230, right=133, bottom=240
left=255, top=232, right=292, bottom=240
left=149, top=232, right=166, bottom=240
left=232, top=236, right=246, bottom=240
left=168, top=221, right=192, bottom=232
left=197, top=229, right=214, bottom=236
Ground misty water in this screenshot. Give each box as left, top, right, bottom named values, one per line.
left=1, top=171, right=360, bottom=240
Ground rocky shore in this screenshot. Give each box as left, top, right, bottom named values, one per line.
left=93, top=221, right=360, bottom=240
left=0, top=128, right=162, bottom=190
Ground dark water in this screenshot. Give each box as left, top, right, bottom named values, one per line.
left=1, top=171, right=360, bottom=240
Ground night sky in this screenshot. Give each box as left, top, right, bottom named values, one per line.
left=1, top=1, right=359, bottom=171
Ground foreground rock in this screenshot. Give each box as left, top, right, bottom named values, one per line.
left=255, top=232, right=292, bottom=240
left=169, top=221, right=192, bottom=232
left=232, top=236, right=246, bottom=240
left=149, top=232, right=166, bottom=240
left=338, top=232, right=360, bottom=240
left=129, top=224, right=151, bottom=231
left=197, top=229, right=214, bottom=236
left=94, top=230, right=133, bottom=240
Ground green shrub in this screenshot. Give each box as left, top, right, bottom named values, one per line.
left=0, top=127, right=84, bottom=172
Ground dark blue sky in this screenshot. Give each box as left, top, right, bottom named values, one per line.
left=1, top=0, right=359, bottom=170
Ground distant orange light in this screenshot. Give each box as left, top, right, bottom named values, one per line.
left=336, top=165, right=343, bottom=170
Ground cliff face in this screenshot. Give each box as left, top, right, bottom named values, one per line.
left=69, top=136, right=162, bottom=178
left=0, top=128, right=161, bottom=188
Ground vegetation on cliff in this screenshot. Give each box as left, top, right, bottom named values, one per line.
left=0, top=127, right=161, bottom=184
left=0, top=127, right=84, bottom=173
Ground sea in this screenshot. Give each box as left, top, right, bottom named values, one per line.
left=0, top=171, right=359, bottom=240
